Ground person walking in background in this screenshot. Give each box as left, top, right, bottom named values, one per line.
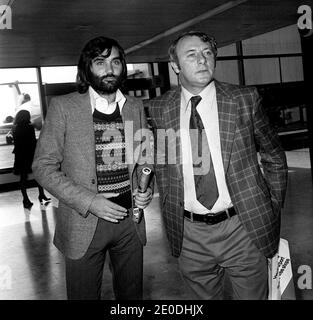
left=32, top=36, right=154, bottom=300
left=6, top=93, right=37, bottom=144
left=148, top=31, right=288, bottom=299
left=12, top=109, right=50, bottom=209
left=17, top=93, right=43, bottom=130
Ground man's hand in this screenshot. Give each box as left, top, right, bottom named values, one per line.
left=134, top=187, right=153, bottom=209
left=89, top=193, right=128, bottom=223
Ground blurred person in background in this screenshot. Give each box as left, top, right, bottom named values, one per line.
left=12, top=109, right=50, bottom=209
left=17, top=93, right=42, bottom=130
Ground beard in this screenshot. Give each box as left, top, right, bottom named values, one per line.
left=89, top=71, right=124, bottom=95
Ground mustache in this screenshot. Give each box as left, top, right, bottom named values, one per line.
left=100, top=74, right=118, bottom=80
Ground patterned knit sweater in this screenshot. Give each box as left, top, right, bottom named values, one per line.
left=93, top=106, right=132, bottom=209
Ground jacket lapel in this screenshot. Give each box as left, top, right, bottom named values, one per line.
left=215, top=81, right=237, bottom=174
left=73, top=92, right=96, bottom=168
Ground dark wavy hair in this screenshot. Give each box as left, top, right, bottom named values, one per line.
left=76, top=36, right=127, bottom=94
left=168, top=31, right=218, bottom=66
left=13, top=110, right=31, bottom=126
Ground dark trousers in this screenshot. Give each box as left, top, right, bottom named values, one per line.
left=178, top=214, right=268, bottom=300
left=20, top=172, right=45, bottom=201
left=65, top=216, right=143, bottom=300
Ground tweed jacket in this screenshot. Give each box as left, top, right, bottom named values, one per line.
left=32, top=91, right=153, bottom=259
left=148, top=80, right=288, bottom=259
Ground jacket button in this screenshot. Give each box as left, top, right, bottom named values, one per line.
left=91, top=179, right=96, bottom=184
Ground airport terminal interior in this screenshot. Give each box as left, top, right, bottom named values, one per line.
left=1, top=0, right=313, bottom=300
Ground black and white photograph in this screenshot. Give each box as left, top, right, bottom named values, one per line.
left=0, top=0, right=312, bottom=308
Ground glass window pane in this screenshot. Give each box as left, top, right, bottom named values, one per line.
left=0, top=68, right=37, bottom=83
left=242, top=25, right=301, bottom=55
left=0, top=68, right=41, bottom=170
left=218, top=44, right=237, bottom=57
left=244, top=58, right=280, bottom=85
left=127, top=63, right=152, bottom=78
left=41, top=66, right=77, bottom=83
left=281, top=57, right=304, bottom=82
left=215, top=60, right=239, bottom=84
left=126, top=64, right=153, bottom=99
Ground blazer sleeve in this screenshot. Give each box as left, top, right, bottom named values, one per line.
left=252, top=88, right=288, bottom=209
left=32, top=97, right=96, bottom=218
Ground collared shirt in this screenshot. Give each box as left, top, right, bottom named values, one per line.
left=89, top=86, right=126, bottom=114
left=180, top=81, right=233, bottom=214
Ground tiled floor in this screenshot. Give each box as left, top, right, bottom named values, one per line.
left=0, top=149, right=312, bottom=300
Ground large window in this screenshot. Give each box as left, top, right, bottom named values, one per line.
left=215, top=60, right=239, bottom=85
left=0, top=68, right=41, bottom=170
left=41, top=66, right=77, bottom=83
left=242, top=25, right=302, bottom=55
left=244, top=58, right=281, bottom=85
left=241, top=24, right=303, bottom=85
left=280, top=57, right=304, bottom=82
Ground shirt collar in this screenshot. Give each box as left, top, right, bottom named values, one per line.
left=89, top=86, right=126, bottom=113
left=181, top=80, right=216, bottom=113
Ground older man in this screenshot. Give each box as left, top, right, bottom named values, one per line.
left=148, top=31, right=288, bottom=299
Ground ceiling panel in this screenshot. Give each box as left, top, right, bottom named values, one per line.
left=0, top=0, right=310, bottom=67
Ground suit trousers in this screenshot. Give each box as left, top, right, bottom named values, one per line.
left=178, top=214, right=268, bottom=300
left=65, top=215, right=143, bottom=300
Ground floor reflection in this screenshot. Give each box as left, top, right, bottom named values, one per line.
left=22, top=206, right=52, bottom=298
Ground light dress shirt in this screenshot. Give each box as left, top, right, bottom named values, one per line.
left=180, top=81, right=233, bottom=214
left=89, top=86, right=126, bottom=114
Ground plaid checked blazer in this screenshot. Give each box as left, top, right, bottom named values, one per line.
left=148, top=80, right=288, bottom=259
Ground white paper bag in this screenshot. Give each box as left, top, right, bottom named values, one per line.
left=268, top=238, right=295, bottom=300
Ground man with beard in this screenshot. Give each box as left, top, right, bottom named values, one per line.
left=32, top=37, right=154, bottom=300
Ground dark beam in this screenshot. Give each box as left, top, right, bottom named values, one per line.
left=300, top=31, right=313, bottom=182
